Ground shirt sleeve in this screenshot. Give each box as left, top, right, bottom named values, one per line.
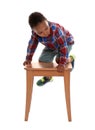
left=57, top=36, right=68, bottom=66
left=56, top=27, right=74, bottom=66
left=56, top=28, right=69, bottom=66
left=26, top=31, right=38, bottom=61
left=64, top=28, right=74, bottom=45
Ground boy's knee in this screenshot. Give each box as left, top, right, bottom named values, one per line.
left=39, top=57, right=53, bottom=63
left=38, top=57, right=44, bottom=62
left=38, top=58, right=46, bottom=63
left=39, top=60, right=45, bottom=63
left=38, top=60, right=52, bottom=63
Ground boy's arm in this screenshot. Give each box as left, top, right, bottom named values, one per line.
left=57, top=28, right=74, bottom=67
left=25, top=32, right=38, bottom=62
left=58, top=38, right=68, bottom=67
left=64, top=28, right=74, bottom=45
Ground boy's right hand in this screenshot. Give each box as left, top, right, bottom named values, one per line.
left=23, top=60, right=31, bottom=66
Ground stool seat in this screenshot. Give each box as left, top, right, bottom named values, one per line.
left=24, top=62, right=72, bottom=122
left=25, top=62, right=72, bottom=70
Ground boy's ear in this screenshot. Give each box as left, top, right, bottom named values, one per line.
left=33, top=28, right=37, bottom=33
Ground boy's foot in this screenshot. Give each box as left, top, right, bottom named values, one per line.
left=70, top=55, right=76, bottom=69
left=36, top=77, right=53, bottom=86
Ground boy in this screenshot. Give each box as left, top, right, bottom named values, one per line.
left=23, top=12, right=75, bottom=86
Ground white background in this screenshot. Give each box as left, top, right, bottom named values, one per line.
left=0, top=0, right=95, bottom=129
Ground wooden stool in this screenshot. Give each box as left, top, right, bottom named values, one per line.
left=24, top=62, right=72, bottom=121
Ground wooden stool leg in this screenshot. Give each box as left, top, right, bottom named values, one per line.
left=64, top=70, right=72, bottom=121
left=25, top=70, right=34, bottom=121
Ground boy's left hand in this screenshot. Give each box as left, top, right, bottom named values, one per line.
left=57, top=64, right=65, bottom=72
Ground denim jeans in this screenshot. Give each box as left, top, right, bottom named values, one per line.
left=39, top=45, right=72, bottom=63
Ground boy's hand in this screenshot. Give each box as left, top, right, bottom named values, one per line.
left=23, top=60, right=31, bottom=66
left=57, top=64, right=65, bottom=72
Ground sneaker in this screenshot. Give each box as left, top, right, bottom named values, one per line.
left=36, top=77, right=53, bottom=86
left=70, top=54, right=76, bottom=70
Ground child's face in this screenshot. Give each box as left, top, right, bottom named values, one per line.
left=33, top=20, right=50, bottom=37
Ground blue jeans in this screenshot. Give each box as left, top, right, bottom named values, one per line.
left=39, top=45, right=72, bottom=63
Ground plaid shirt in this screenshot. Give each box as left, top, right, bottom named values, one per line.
left=26, top=21, right=74, bottom=65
